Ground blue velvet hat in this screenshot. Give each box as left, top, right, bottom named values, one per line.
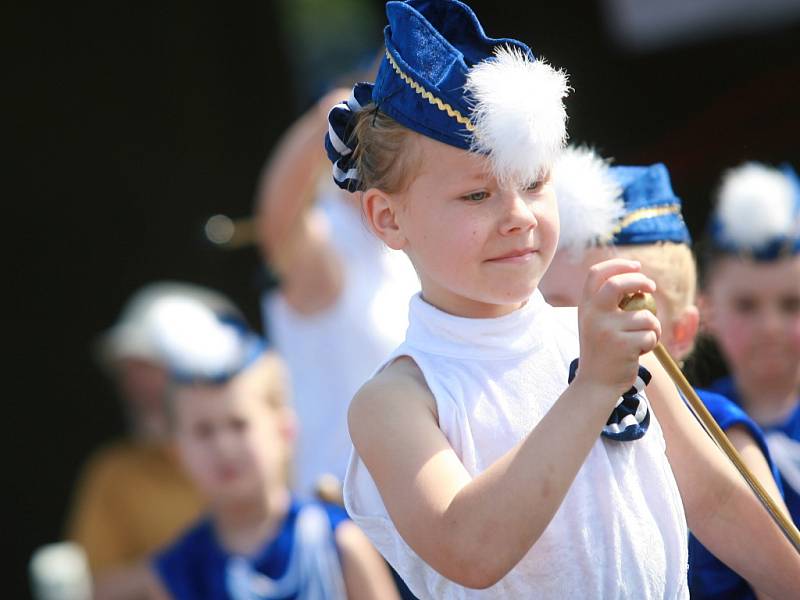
left=149, top=296, right=266, bottom=384
left=610, top=163, right=691, bottom=246
left=326, top=0, right=569, bottom=191
left=709, top=162, right=800, bottom=261
left=553, top=146, right=689, bottom=253
left=375, top=0, right=528, bottom=149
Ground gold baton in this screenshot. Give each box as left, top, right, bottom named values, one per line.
left=621, top=292, right=800, bottom=554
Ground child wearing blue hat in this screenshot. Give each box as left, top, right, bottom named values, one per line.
left=699, top=163, right=800, bottom=530
left=143, top=296, right=400, bottom=599
left=539, top=146, right=791, bottom=600
left=541, top=148, right=696, bottom=345
left=327, top=1, right=799, bottom=597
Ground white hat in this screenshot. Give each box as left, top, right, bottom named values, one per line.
left=96, top=281, right=242, bottom=366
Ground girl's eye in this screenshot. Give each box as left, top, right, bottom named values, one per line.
left=463, top=191, right=488, bottom=202
left=525, top=172, right=550, bottom=194
left=525, top=180, right=544, bottom=193
left=194, top=422, right=214, bottom=440
left=229, top=417, right=248, bottom=433
left=780, top=295, right=800, bottom=315
left=732, top=296, right=758, bottom=315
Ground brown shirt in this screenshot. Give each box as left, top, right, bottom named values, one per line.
left=65, top=440, right=205, bottom=573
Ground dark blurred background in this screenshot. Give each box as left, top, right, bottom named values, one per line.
left=8, top=0, right=800, bottom=596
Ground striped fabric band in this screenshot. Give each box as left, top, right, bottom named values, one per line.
left=568, top=358, right=652, bottom=442
left=613, top=204, right=682, bottom=234
left=324, top=82, right=374, bottom=192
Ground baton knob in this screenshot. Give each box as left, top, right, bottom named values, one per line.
left=619, top=292, right=657, bottom=315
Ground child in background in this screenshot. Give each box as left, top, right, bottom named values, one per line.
left=698, top=162, right=800, bottom=529
left=538, top=146, right=789, bottom=599
left=255, top=82, right=420, bottom=501
left=146, top=296, right=399, bottom=600
left=65, top=281, right=240, bottom=600
left=540, top=147, right=698, bottom=355
left=330, top=1, right=799, bottom=597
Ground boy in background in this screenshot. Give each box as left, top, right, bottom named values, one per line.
left=146, top=295, right=398, bottom=600
left=66, top=282, right=241, bottom=599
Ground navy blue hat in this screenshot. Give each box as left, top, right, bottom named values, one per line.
left=149, top=296, right=266, bottom=384
left=375, top=0, right=528, bottom=149
left=709, top=162, right=800, bottom=261
left=610, top=164, right=691, bottom=246
left=326, top=0, right=569, bottom=191
left=553, top=146, right=690, bottom=253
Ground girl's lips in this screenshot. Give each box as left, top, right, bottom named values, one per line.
left=487, top=248, right=537, bottom=262
left=215, top=465, right=242, bottom=482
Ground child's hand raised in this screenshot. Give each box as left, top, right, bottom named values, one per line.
left=574, top=259, right=661, bottom=399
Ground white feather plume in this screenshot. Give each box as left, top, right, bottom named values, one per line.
left=552, top=145, right=624, bottom=255
left=148, top=296, right=244, bottom=379
left=716, top=162, right=795, bottom=249
left=464, top=45, right=570, bottom=187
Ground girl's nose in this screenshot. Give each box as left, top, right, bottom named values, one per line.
left=500, top=191, right=537, bottom=235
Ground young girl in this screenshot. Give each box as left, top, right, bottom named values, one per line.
left=699, top=162, right=800, bottom=529
left=538, top=146, right=790, bottom=599
left=144, top=296, right=399, bottom=600
left=327, top=1, right=800, bottom=598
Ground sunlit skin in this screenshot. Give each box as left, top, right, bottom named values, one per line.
left=540, top=247, right=681, bottom=352
left=540, top=247, right=615, bottom=307
left=702, top=255, right=800, bottom=425
left=365, top=135, right=559, bottom=318
left=172, top=370, right=293, bottom=514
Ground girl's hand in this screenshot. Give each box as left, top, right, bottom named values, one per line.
left=574, top=259, right=661, bottom=398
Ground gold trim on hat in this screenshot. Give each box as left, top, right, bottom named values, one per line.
left=612, top=204, right=683, bottom=234
left=385, top=50, right=475, bottom=132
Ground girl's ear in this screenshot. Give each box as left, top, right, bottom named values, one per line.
left=669, top=305, right=700, bottom=360
left=361, top=188, right=407, bottom=250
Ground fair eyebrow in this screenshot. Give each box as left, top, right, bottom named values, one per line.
left=457, top=168, right=499, bottom=190
left=440, top=178, right=491, bottom=199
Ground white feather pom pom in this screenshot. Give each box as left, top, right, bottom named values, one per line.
left=716, top=162, right=795, bottom=249
left=149, top=297, right=243, bottom=379
left=552, top=146, right=624, bottom=255
left=465, top=45, right=570, bottom=187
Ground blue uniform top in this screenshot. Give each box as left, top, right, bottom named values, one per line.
left=154, top=497, right=349, bottom=600
left=708, top=377, right=800, bottom=524
left=687, top=387, right=786, bottom=600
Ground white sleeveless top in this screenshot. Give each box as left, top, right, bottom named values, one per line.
left=263, top=190, right=420, bottom=497
left=344, top=291, right=689, bottom=599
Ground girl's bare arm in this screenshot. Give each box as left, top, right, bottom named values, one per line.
left=254, top=88, right=349, bottom=314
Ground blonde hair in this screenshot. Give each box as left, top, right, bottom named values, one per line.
left=351, top=105, right=422, bottom=193
left=237, top=351, right=289, bottom=412
left=618, top=242, right=697, bottom=324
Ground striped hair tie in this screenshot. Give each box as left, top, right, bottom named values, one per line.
left=568, top=358, right=652, bottom=442
left=324, top=82, right=374, bottom=192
